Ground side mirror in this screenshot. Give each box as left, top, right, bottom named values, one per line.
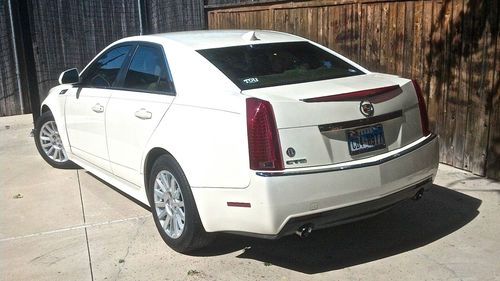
left=58, top=68, right=80, bottom=84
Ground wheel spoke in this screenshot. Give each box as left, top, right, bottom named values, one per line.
left=60, top=148, right=68, bottom=161
left=169, top=177, right=176, bottom=191
left=177, top=207, right=185, bottom=221
left=57, top=149, right=64, bottom=161
left=157, top=208, right=168, bottom=220
left=165, top=214, right=173, bottom=233
left=46, top=125, right=55, bottom=135
left=154, top=189, right=164, bottom=198
left=172, top=187, right=180, bottom=200
left=161, top=172, right=170, bottom=191
left=41, top=142, right=52, bottom=148
left=172, top=199, right=184, bottom=208
left=173, top=214, right=180, bottom=234
left=42, top=126, right=51, bottom=136
left=40, top=136, right=51, bottom=141
left=50, top=122, right=57, bottom=132
left=176, top=213, right=184, bottom=228
left=47, top=146, right=55, bottom=157
left=155, top=201, right=166, bottom=207
left=155, top=178, right=166, bottom=191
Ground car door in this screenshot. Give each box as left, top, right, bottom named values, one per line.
left=105, top=43, right=176, bottom=186
left=65, top=44, right=134, bottom=171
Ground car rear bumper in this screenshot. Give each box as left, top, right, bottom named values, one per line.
left=246, top=177, right=431, bottom=239
left=191, top=134, right=439, bottom=237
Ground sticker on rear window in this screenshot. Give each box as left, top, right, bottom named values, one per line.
left=243, top=77, right=259, bottom=84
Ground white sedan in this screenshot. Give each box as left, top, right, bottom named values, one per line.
left=35, top=30, right=439, bottom=253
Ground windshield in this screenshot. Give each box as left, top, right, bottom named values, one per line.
left=198, top=41, right=364, bottom=90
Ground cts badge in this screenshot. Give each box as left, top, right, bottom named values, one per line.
left=360, top=101, right=374, bottom=117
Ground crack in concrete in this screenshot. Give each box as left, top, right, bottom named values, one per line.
left=30, top=244, right=71, bottom=263
left=114, top=217, right=147, bottom=281
left=420, top=252, right=462, bottom=280
left=77, top=170, right=94, bottom=281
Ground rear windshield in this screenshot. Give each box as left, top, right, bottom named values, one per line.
left=197, top=41, right=364, bottom=90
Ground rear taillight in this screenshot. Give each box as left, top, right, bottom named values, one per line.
left=246, top=98, right=284, bottom=170
left=412, top=80, right=431, bottom=136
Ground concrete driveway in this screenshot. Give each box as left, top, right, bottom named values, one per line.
left=1, top=114, right=499, bottom=281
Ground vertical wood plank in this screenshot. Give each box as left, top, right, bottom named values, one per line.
left=0, top=0, right=21, bottom=116
left=427, top=0, right=442, bottom=139
left=379, top=3, right=390, bottom=73
left=354, top=2, right=362, bottom=63
left=412, top=0, right=424, bottom=83
left=360, top=4, right=367, bottom=66
left=449, top=0, right=467, bottom=169
left=466, top=0, right=485, bottom=172
left=327, top=6, right=338, bottom=52
left=395, top=1, right=406, bottom=75
left=344, top=4, right=356, bottom=59
left=461, top=0, right=476, bottom=171
left=439, top=0, right=454, bottom=164
left=421, top=1, right=433, bottom=104
left=274, top=9, right=287, bottom=33
left=372, top=3, right=382, bottom=72
left=365, top=4, right=374, bottom=67
left=443, top=0, right=464, bottom=167
left=386, top=2, right=398, bottom=75
left=317, top=6, right=329, bottom=46
left=403, top=1, right=415, bottom=78
left=480, top=0, right=499, bottom=176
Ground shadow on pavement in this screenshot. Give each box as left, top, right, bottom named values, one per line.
left=194, top=185, right=481, bottom=274
left=85, top=171, right=151, bottom=211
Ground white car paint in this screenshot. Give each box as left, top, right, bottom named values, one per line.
left=106, top=90, right=174, bottom=187
left=40, top=30, right=439, bottom=237
left=64, top=87, right=112, bottom=171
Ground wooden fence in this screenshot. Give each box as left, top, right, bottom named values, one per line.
left=0, top=0, right=205, bottom=118
left=0, top=0, right=29, bottom=116
left=207, top=0, right=499, bottom=179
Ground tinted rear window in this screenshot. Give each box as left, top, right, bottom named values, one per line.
left=198, top=42, right=364, bottom=90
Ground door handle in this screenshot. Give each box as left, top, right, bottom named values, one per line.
left=135, top=109, right=152, bottom=120
left=91, top=103, right=104, bottom=113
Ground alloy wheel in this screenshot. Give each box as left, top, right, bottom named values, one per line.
left=153, top=170, right=185, bottom=239
left=39, top=121, right=68, bottom=163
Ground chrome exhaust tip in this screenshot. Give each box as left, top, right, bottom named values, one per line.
left=413, top=188, right=424, bottom=201
left=295, top=224, right=313, bottom=238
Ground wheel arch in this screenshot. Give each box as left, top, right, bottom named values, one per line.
left=41, top=104, right=51, bottom=114
left=143, top=147, right=173, bottom=190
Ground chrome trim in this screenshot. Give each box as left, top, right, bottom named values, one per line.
left=319, top=110, right=403, bottom=132
left=256, top=134, right=437, bottom=177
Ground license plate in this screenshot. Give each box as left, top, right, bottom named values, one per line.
left=347, top=124, right=386, bottom=155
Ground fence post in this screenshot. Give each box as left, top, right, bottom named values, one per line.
left=7, top=0, right=24, bottom=114
left=138, top=0, right=143, bottom=35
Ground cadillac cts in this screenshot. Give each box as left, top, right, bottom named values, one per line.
left=34, top=30, right=439, bottom=253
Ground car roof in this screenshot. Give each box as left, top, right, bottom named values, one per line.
left=122, top=30, right=306, bottom=50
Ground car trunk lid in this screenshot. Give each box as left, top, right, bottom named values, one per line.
left=242, top=73, right=424, bottom=169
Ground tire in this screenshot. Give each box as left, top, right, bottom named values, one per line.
left=147, top=154, right=214, bottom=253
left=34, top=111, right=77, bottom=169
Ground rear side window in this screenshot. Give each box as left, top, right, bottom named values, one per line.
left=123, top=45, right=175, bottom=93
left=198, top=42, right=364, bottom=90
left=81, top=45, right=132, bottom=88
